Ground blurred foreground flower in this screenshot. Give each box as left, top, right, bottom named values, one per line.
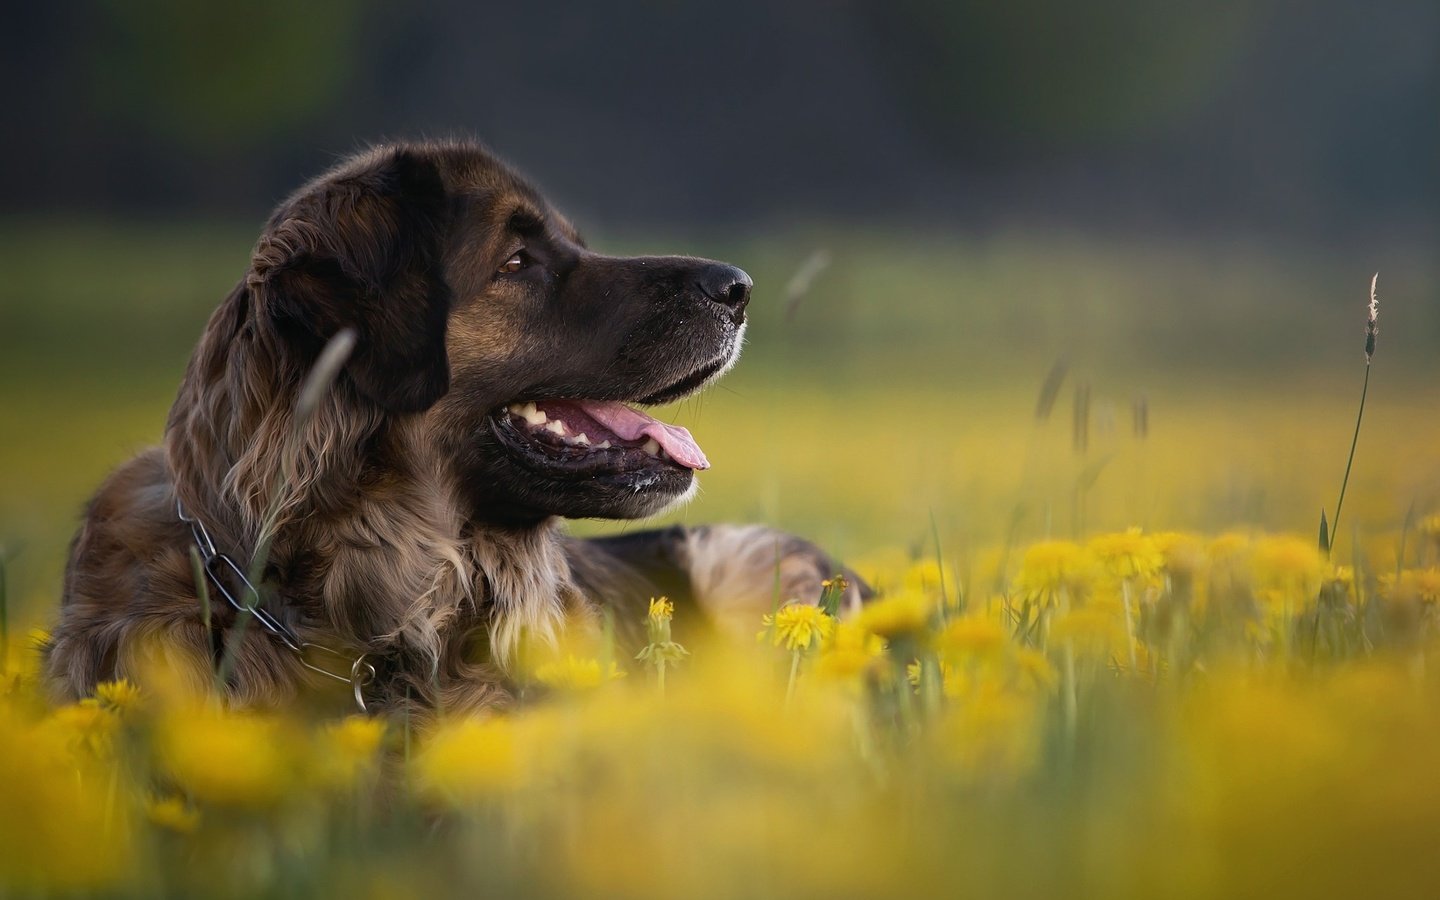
left=0, top=710, right=133, bottom=889
left=533, top=654, right=626, bottom=692
left=94, top=678, right=145, bottom=719
left=155, top=708, right=298, bottom=810
left=852, top=591, right=934, bottom=640
left=413, top=717, right=520, bottom=804
left=1089, top=528, right=1163, bottom=582
left=145, top=795, right=200, bottom=834
left=1014, top=540, right=1095, bottom=603
left=317, top=715, right=388, bottom=788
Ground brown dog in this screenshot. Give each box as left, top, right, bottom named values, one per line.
left=44, top=140, right=862, bottom=714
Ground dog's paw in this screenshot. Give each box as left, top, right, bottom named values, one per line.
left=682, top=524, right=871, bottom=637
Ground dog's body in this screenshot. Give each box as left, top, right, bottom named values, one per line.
left=45, top=141, right=860, bottom=714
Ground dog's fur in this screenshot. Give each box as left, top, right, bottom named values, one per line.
left=45, top=141, right=861, bottom=714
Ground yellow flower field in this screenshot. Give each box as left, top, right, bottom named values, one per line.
left=3, top=229, right=1438, bottom=897
left=4, top=523, right=1440, bottom=898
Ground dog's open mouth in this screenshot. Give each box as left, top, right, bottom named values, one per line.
left=490, top=399, right=707, bottom=476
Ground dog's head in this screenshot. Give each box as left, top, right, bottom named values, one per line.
left=248, top=141, right=748, bottom=522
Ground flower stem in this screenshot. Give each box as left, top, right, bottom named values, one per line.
left=1063, top=644, right=1078, bottom=746
left=1122, top=579, right=1138, bottom=674
left=1329, top=362, right=1371, bottom=557
left=785, top=650, right=801, bottom=705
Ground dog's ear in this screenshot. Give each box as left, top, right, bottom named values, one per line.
left=250, top=148, right=452, bottom=413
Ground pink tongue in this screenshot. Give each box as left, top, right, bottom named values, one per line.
left=575, top=400, right=710, bottom=470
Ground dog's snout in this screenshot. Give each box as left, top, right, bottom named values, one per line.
left=697, top=264, right=752, bottom=319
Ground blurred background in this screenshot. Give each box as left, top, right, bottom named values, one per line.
left=2, top=0, right=1438, bottom=614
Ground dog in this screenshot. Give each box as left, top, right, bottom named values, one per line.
left=44, top=140, right=864, bottom=714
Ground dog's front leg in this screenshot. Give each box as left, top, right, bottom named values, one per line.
left=567, top=525, right=868, bottom=641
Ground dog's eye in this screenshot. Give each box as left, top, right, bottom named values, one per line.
left=498, top=251, right=527, bottom=274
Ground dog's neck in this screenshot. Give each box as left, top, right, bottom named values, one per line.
left=162, top=284, right=581, bottom=677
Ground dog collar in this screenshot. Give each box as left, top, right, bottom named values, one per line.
left=177, top=500, right=377, bottom=712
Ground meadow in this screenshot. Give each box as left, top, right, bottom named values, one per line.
left=2, top=221, right=1439, bottom=897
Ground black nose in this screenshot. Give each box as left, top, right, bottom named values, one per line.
left=696, top=264, right=752, bottom=320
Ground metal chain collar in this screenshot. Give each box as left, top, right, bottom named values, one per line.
left=177, top=501, right=376, bottom=712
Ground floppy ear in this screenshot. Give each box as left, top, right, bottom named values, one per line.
left=249, top=148, right=452, bottom=413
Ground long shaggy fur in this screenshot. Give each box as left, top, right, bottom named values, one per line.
left=44, top=140, right=864, bottom=716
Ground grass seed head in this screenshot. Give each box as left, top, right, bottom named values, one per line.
left=1365, top=272, right=1379, bottom=363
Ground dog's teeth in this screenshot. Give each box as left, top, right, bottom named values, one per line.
left=595, top=440, right=612, bottom=450
left=518, top=402, right=546, bottom=426
left=641, top=437, right=661, bottom=456
left=571, top=433, right=591, bottom=446
left=544, top=419, right=567, bottom=436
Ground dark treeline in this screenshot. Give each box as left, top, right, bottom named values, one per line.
left=4, top=0, right=1436, bottom=236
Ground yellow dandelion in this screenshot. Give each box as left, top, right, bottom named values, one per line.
left=930, top=683, right=1042, bottom=781
left=316, top=715, right=388, bottom=787
left=1419, top=514, right=1440, bottom=541
left=647, top=596, right=674, bottom=623
left=1412, top=568, right=1440, bottom=603
left=642, top=596, right=681, bottom=652
left=45, top=700, right=120, bottom=758
left=935, top=615, right=1008, bottom=661
left=1013, top=540, right=1094, bottom=601
left=533, top=654, right=626, bottom=691
left=852, top=591, right=934, bottom=640
left=1251, top=534, right=1327, bottom=605
left=1208, top=530, right=1255, bottom=564
left=413, top=716, right=521, bottom=803
left=155, top=709, right=296, bottom=810
left=93, top=679, right=144, bottom=719
left=1385, top=568, right=1440, bottom=604
left=1151, top=531, right=1207, bottom=578
left=759, top=603, right=835, bottom=652
left=1089, top=528, right=1163, bottom=581
left=814, top=622, right=886, bottom=680
left=0, top=712, right=133, bottom=888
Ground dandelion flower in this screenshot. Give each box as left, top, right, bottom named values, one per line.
left=637, top=596, right=690, bottom=686
left=814, top=622, right=886, bottom=680
left=413, top=717, right=521, bottom=802
left=936, top=615, right=1007, bottom=661
left=155, top=709, right=295, bottom=809
left=1089, top=528, right=1163, bottom=582
left=852, top=591, right=933, bottom=639
left=1151, top=531, right=1207, bottom=578
left=1419, top=514, right=1440, bottom=543
left=45, top=701, right=120, bottom=758
left=1251, top=534, right=1327, bottom=605
left=760, top=603, right=835, bottom=652
left=317, top=716, right=387, bottom=786
left=1384, top=568, right=1440, bottom=604
left=94, top=679, right=144, bottom=719
left=1013, top=540, right=1094, bottom=602
left=533, top=654, right=626, bottom=691
left=647, top=596, right=674, bottom=624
